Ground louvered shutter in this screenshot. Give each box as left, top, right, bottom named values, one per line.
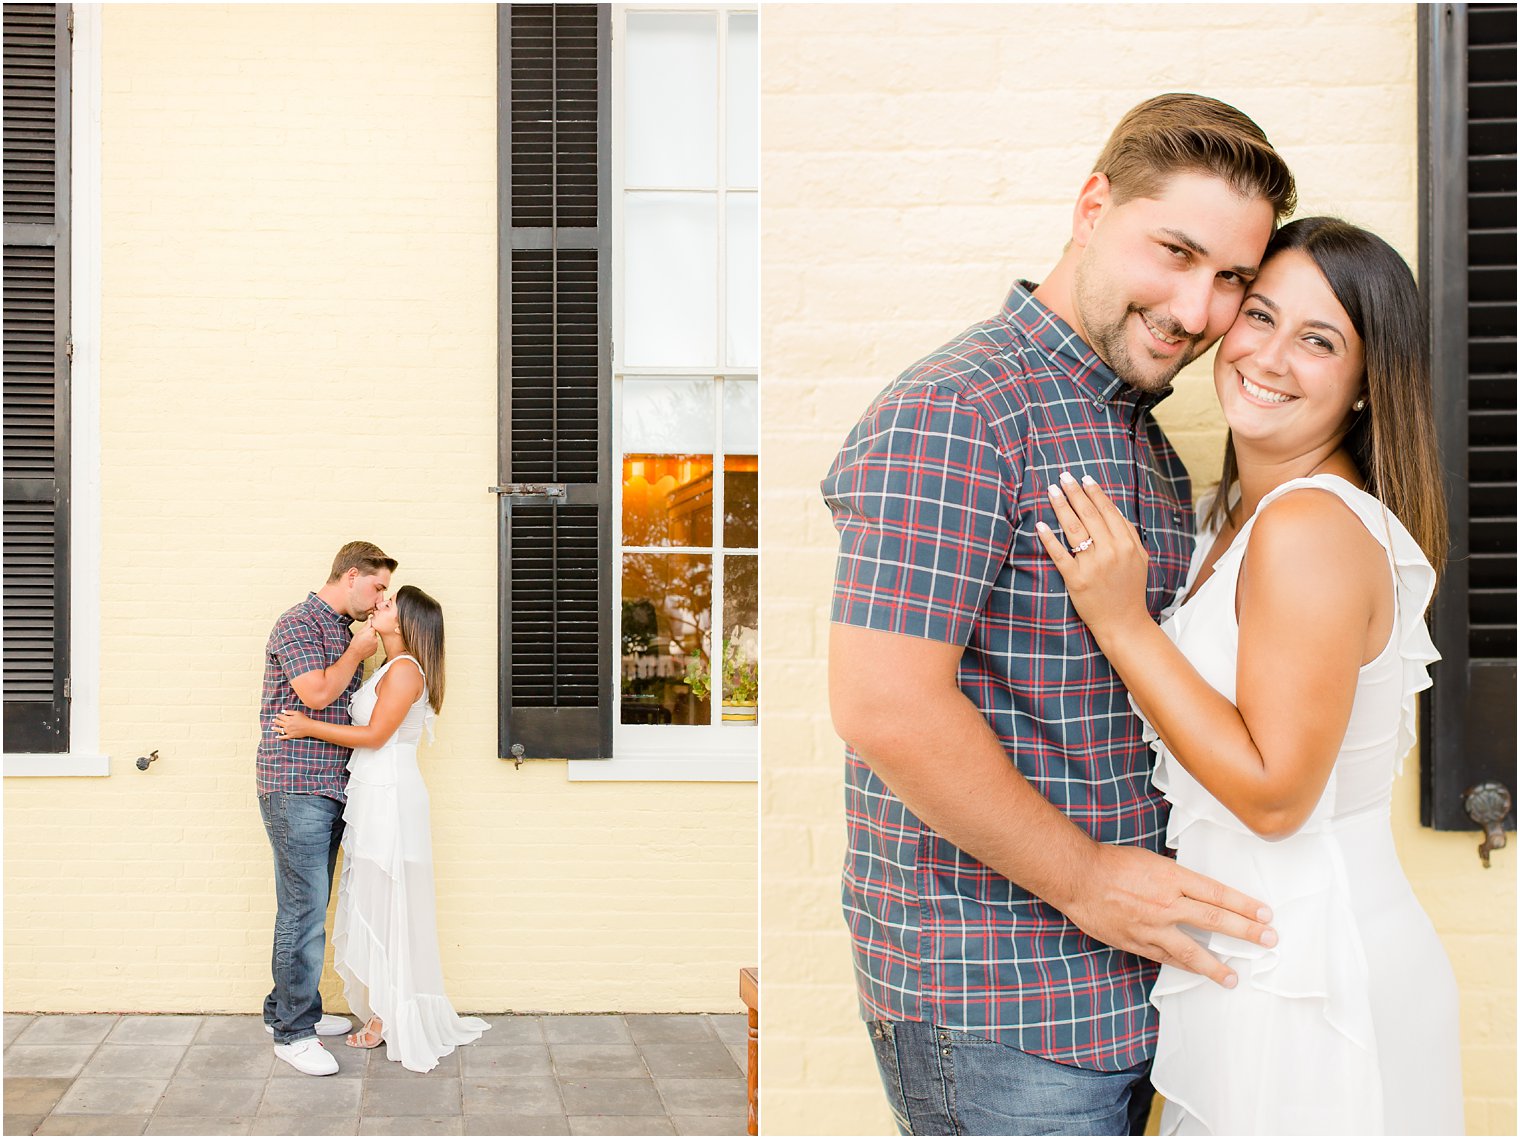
left=3, top=2, right=70, bottom=754
left=1419, top=3, right=1517, bottom=830
left=498, top=5, right=612, bottom=759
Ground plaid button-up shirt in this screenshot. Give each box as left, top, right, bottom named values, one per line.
left=256, top=593, right=362, bottom=801
left=822, top=282, right=1194, bottom=1072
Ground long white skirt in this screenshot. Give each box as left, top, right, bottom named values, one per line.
left=334, top=741, right=488, bottom=1073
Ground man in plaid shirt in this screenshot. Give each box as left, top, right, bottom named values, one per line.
left=825, top=96, right=1297, bottom=1133
left=257, top=541, right=395, bottom=1076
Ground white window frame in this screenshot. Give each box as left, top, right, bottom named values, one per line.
left=5, top=5, right=106, bottom=777
left=570, top=3, right=757, bottom=782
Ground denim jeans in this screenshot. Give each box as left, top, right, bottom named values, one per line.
left=259, top=792, right=344, bottom=1045
left=866, top=1020, right=1154, bottom=1136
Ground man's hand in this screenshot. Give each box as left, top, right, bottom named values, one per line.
left=1052, top=843, right=1276, bottom=988
left=349, top=619, right=379, bottom=660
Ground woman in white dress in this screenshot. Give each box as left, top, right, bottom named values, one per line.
left=274, top=585, right=489, bottom=1072
left=1035, top=217, right=1463, bottom=1135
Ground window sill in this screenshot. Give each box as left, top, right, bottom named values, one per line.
left=568, top=730, right=758, bottom=782
left=4, top=753, right=112, bottom=777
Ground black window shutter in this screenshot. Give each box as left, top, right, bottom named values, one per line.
left=1419, top=3, right=1517, bottom=830
left=498, top=4, right=612, bottom=760
left=3, top=2, right=71, bottom=754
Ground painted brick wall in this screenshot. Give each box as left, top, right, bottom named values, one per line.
left=760, top=5, right=1514, bottom=1134
left=4, top=4, right=754, bottom=1018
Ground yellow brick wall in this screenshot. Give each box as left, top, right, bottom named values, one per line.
left=760, top=5, right=1514, bottom=1135
left=4, top=4, right=754, bottom=1017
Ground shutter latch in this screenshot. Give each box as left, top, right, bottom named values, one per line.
left=489, top=484, right=567, bottom=502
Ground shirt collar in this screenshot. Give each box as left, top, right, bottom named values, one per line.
left=305, top=592, right=350, bottom=626
left=1002, top=280, right=1174, bottom=411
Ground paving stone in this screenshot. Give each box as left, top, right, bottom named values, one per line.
left=654, top=1078, right=746, bottom=1116
left=461, top=1045, right=552, bottom=1079
left=52, top=1079, right=166, bottom=1117
left=257, top=1076, right=362, bottom=1116
left=708, top=1015, right=747, bottom=1046
left=14, top=1019, right=116, bottom=1048
left=34, top=1116, right=148, bottom=1136
left=105, top=1019, right=202, bottom=1047
left=269, top=1040, right=369, bottom=1079
left=366, top=1048, right=459, bottom=1078
left=638, top=1042, right=742, bottom=1079
left=154, top=1079, right=265, bottom=1117
left=143, top=1117, right=255, bottom=1136
left=551, top=1045, right=647, bottom=1079
left=358, top=1118, right=462, bottom=1135
left=624, top=1016, right=715, bottom=1045
left=3, top=1017, right=36, bottom=1047
left=3, top=1116, right=43, bottom=1136
left=3, top=1079, right=73, bottom=1117
left=558, top=1078, right=664, bottom=1117
left=539, top=1017, right=630, bottom=1046
left=191, top=1017, right=268, bottom=1046
left=361, top=1078, right=462, bottom=1117
left=176, top=1045, right=273, bottom=1081
left=726, top=1044, right=746, bottom=1074
left=462, top=1074, right=561, bottom=1116
left=672, top=1113, right=747, bottom=1135
left=462, top=1115, right=569, bottom=1136
left=79, top=1046, right=186, bottom=1081
left=568, top=1117, right=674, bottom=1136
left=2, top=1048, right=97, bottom=1080
left=476, top=1017, right=542, bottom=1045
left=252, top=1118, right=357, bottom=1136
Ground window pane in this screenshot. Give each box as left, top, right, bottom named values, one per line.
left=624, top=192, right=718, bottom=367
left=725, top=13, right=758, bottom=188
left=621, top=553, right=712, bottom=725
left=625, top=11, right=717, bottom=188
left=722, top=377, right=758, bottom=454
left=721, top=553, right=758, bottom=723
left=623, top=377, right=715, bottom=453
left=725, top=193, right=758, bottom=369
left=623, top=454, right=714, bottom=547
left=724, top=379, right=758, bottom=548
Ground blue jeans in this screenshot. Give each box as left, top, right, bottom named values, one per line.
left=866, top=1020, right=1154, bottom=1136
left=259, top=792, right=344, bottom=1045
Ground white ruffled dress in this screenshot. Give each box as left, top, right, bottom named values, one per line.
left=334, top=654, right=489, bottom=1072
left=1145, top=476, right=1463, bottom=1135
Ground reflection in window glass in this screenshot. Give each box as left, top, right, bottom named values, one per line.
left=721, top=553, right=758, bottom=723
left=621, top=554, right=712, bottom=725
left=623, top=454, right=715, bottom=547
left=623, top=378, right=715, bottom=453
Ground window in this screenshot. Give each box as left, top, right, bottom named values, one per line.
left=1417, top=2, right=1516, bottom=830
left=496, top=4, right=759, bottom=780
left=3, top=2, right=103, bottom=777
left=595, top=7, right=758, bottom=780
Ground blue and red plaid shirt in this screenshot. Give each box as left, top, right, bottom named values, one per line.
left=822, top=282, right=1195, bottom=1072
left=256, top=592, right=362, bottom=801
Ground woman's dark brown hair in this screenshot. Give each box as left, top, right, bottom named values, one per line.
left=1208, top=216, right=1448, bottom=581
left=395, top=585, right=446, bottom=714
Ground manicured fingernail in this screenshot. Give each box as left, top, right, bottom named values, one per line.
left=1222, top=973, right=1238, bottom=989
left=1059, top=470, right=1076, bottom=484
left=1047, top=485, right=1064, bottom=499
left=1260, top=929, right=1278, bottom=948
left=1035, top=521, right=1051, bottom=532
left=1081, top=475, right=1098, bottom=486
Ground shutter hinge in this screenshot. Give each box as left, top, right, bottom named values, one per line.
left=65, top=337, right=74, bottom=363
left=64, top=678, right=72, bottom=700
left=67, top=9, right=74, bottom=34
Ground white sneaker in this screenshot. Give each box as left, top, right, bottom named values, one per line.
left=266, top=1014, right=351, bottom=1037
left=273, top=1037, right=340, bottom=1076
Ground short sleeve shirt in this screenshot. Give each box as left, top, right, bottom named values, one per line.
left=821, top=282, right=1195, bottom=1072
left=256, top=593, right=361, bottom=801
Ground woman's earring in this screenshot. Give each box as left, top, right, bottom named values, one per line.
left=1353, top=397, right=1367, bottom=412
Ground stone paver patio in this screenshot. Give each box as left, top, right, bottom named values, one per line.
left=2, top=1013, right=747, bottom=1136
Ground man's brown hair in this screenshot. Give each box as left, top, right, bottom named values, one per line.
left=1094, top=93, right=1297, bottom=223
left=327, top=540, right=397, bottom=582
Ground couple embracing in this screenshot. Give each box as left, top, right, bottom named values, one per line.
left=255, top=542, right=488, bottom=1076
left=826, top=95, right=1463, bottom=1134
